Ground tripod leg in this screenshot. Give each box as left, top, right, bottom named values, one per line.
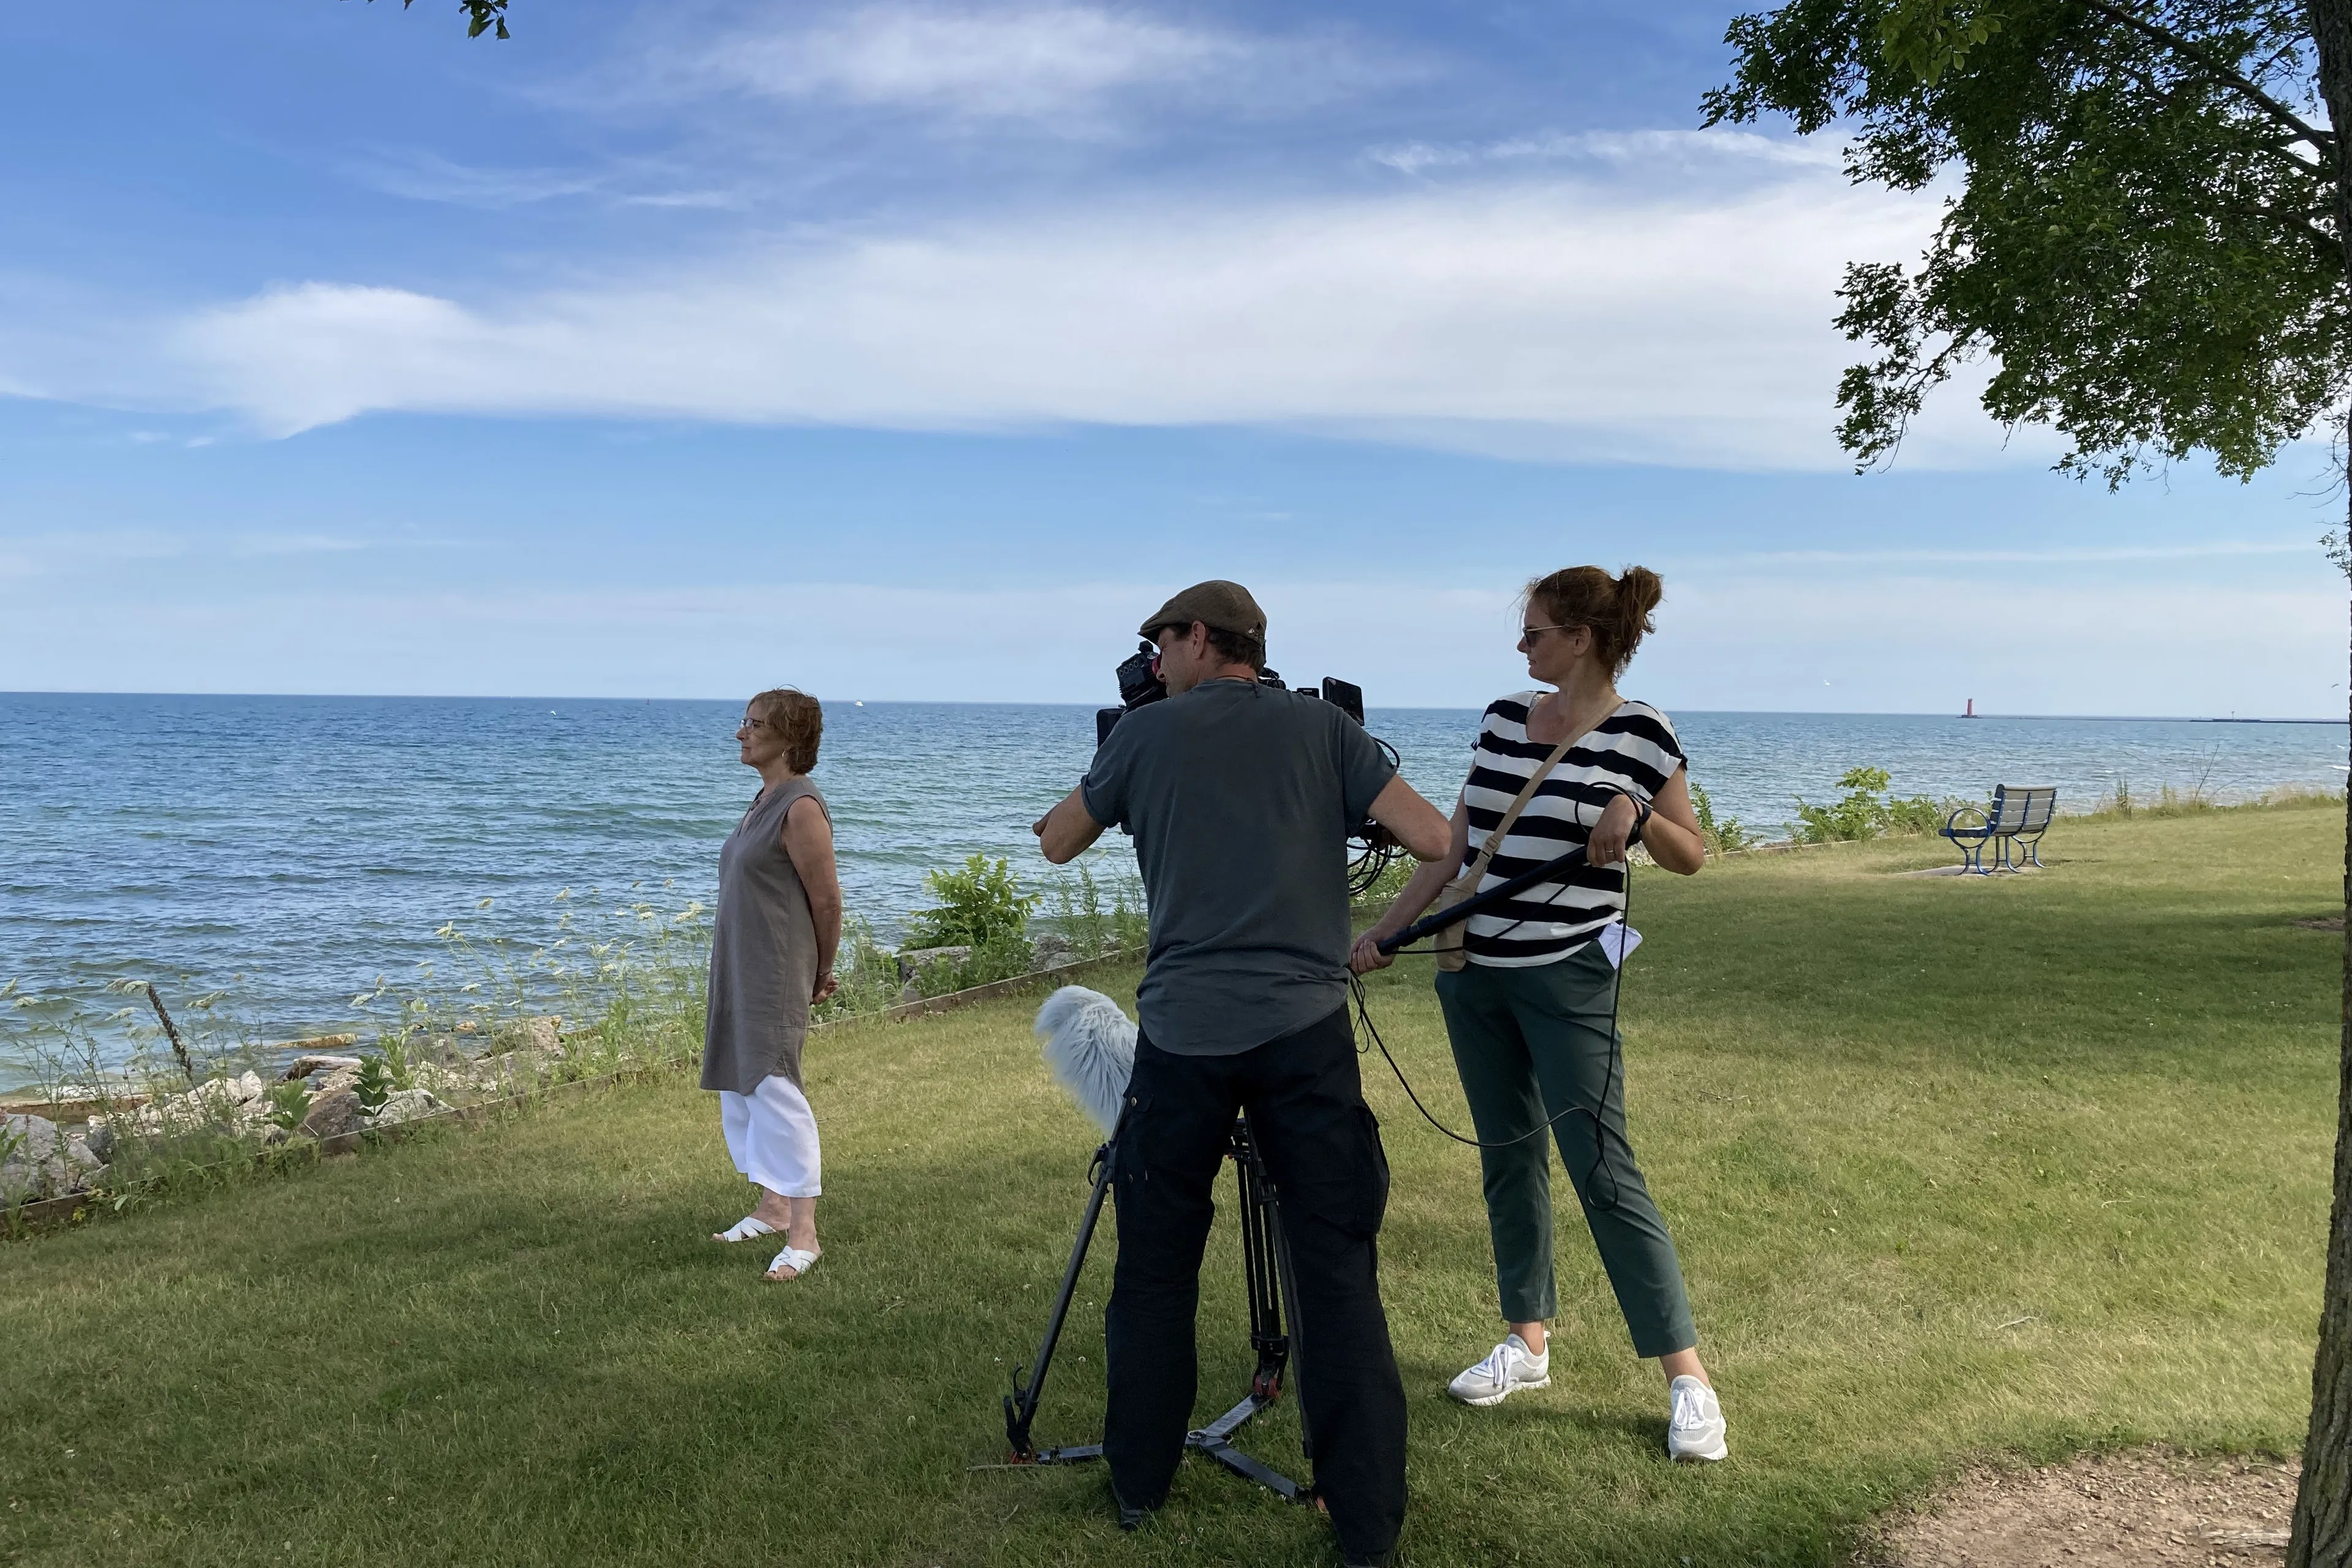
left=1005, top=1107, right=1127, bottom=1460
left=1230, top=1118, right=1289, bottom=1400
left=1261, top=1155, right=1314, bottom=1466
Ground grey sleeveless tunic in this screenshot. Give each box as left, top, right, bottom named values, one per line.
left=701, top=777, right=828, bottom=1096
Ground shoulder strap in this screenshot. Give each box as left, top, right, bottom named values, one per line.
left=1463, top=725, right=1579, bottom=881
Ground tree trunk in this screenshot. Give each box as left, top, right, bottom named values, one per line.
left=2294, top=8, right=2352, bottom=1563
left=2290, top=549, right=2352, bottom=1567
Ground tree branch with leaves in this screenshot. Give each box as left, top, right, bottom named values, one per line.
left=361, top=0, right=510, bottom=39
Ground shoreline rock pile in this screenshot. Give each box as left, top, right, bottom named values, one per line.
left=1, top=1016, right=573, bottom=1208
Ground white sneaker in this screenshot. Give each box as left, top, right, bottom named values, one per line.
left=1447, top=1334, right=1551, bottom=1406
left=1667, top=1374, right=1727, bottom=1461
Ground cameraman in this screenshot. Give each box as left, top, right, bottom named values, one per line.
left=1033, top=581, right=1450, bottom=1568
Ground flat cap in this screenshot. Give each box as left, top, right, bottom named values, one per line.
left=1139, top=579, right=1267, bottom=639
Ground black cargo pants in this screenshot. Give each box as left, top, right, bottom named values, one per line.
left=1104, top=1003, right=1407, bottom=1562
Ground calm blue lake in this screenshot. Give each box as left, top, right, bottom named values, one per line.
left=1, top=692, right=2342, bottom=1085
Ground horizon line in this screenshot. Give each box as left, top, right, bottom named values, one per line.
left=1, top=689, right=2343, bottom=726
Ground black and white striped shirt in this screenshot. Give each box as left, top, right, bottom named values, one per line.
left=1459, top=694, right=1686, bottom=967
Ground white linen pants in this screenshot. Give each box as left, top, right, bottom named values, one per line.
left=719, top=1074, right=822, bottom=1198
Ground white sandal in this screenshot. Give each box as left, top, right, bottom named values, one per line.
left=765, top=1245, right=820, bottom=1281
left=713, top=1215, right=778, bottom=1243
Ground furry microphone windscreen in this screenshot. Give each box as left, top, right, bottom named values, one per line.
left=1034, top=986, right=1137, bottom=1136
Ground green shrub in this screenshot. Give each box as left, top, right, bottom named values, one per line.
left=353, top=1057, right=393, bottom=1116
left=1794, top=766, right=1893, bottom=842
left=263, top=1080, right=311, bottom=1131
left=1692, top=783, right=1754, bottom=854
left=902, top=856, right=1038, bottom=950
left=921, top=927, right=1036, bottom=997
left=1883, top=793, right=1953, bottom=837
left=1794, top=766, right=1953, bottom=843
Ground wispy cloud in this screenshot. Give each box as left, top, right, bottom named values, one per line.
left=1368, top=127, right=1840, bottom=178
left=229, top=533, right=375, bottom=557
left=159, top=162, right=1973, bottom=469
left=0, top=528, right=447, bottom=581
left=355, top=151, right=606, bottom=209
left=688, top=2, right=1407, bottom=130
left=347, top=149, right=751, bottom=214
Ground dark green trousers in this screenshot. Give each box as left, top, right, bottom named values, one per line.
left=1434, top=944, right=1697, bottom=1358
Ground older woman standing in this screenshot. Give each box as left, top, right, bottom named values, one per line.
left=1353, top=566, right=1727, bottom=1461
left=706, top=687, right=841, bottom=1283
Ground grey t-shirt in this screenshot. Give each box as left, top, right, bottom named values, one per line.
left=1080, top=677, right=1396, bottom=1056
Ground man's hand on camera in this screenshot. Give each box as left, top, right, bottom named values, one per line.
left=812, top=970, right=838, bottom=1005
left=1588, top=794, right=1641, bottom=866
left=1349, top=932, right=1395, bottom=974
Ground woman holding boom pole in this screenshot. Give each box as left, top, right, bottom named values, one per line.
left=1351, top=565, right=1727, bottom=1462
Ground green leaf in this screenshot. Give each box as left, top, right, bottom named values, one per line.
left=1711, top=0, right=2346, bottom=484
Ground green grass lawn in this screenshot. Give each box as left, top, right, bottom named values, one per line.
left=2, top=803, right=2342, bottom=1567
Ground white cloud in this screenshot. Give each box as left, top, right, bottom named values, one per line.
left=694, top=2, right=1392, bottom=127
left=162, top=163, right=1996, bottom=469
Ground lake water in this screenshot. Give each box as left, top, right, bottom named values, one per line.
left=1, top=692, right=2342, bottom=1086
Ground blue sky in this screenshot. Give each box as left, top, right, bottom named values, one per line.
left=0, top=0, right=2342, bottom=715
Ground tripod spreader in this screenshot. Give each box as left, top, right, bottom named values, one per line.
left=1373, top=845, right=1591, bottom=955
left=1001, top=1112, right=1310, bottom=1502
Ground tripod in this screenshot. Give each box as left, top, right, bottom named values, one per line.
left=1001, top=1111, right=1311, bottom=1501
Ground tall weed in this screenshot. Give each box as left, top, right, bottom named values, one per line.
left=814, top=916, right=903, bottom=1021
left=1692, top=783, right=1755, bottom=854
left=1047, top=859, right=1148, bottom=953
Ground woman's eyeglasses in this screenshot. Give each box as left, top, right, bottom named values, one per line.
left=1517, top=622, right=1578, bottom=646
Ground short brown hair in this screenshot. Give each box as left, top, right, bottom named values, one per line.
left=1524, top=565, right=1664, bottom=676
left=747, top=687, right=822, bottom=774
left=1202, top=623, right=1267, bottom=673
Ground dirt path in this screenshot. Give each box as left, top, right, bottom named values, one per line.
left=1872, top=1452, right=2298, bottom=1567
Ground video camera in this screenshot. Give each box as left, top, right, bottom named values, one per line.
left=1094, top=640, right=1367, bottom=745
left=1093, top=639, right=1401, bottom=895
